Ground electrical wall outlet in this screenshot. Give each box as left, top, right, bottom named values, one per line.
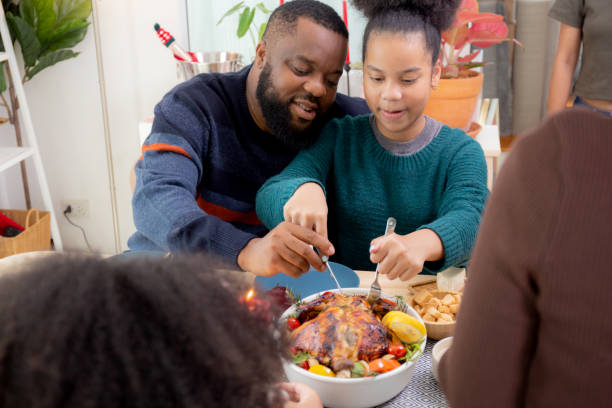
left=61, top=200, right=90, bottom=218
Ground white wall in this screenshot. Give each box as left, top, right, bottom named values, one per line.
left=0, top=0, right=188, bottom=254
left=94, top=0, right=188, bottom=252
left=187, top=0, right=367, bottom=64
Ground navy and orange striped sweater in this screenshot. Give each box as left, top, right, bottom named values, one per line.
left=128, top=66, right=369, bottom=266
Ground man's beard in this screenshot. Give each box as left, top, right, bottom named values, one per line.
left=255, top=64, right=325, bottom=150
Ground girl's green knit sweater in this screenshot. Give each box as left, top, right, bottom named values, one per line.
left=256, top=115, right=489, bottom=273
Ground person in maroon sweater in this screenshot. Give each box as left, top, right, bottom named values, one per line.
left=439, top=108, right=612, bottom=407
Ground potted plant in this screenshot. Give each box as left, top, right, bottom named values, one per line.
left=217, top=1, right=272, bottom=50
left=424, top=0, right=519, bottom=132
left=0, top=0, right=92, bottom=208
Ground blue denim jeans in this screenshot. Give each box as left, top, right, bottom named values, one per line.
left=574, top=96, right=612, bottom=117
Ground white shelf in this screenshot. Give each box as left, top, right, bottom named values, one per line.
left=0, top=147, right=34, bottom=172
left=0, top=6, right=62, bottom=249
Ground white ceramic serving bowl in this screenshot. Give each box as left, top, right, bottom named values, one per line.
left=281, top=288, right=427, bottom=408
left=431, top=336, right=453, bottom=382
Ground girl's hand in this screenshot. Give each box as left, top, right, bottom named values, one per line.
left=283, top=182, right=328, bottom=239
left=280, top=382, right=323, bottom=408
left=369, top=229, right=444, bottom=281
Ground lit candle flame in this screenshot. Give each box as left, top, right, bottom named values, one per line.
left=245, top=289, right=255, bottom=301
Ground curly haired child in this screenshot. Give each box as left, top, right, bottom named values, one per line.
left=257, top=0, right=488, bottom=281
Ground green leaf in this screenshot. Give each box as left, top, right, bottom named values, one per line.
left=54, top=0, right=92, bottom=27
left=0, top=62, right=7, bottom=94
left=459, top=62, right=487, bottom=70
left=258, top=22, right=266, bottom=41
left=19, top=0, right=37, bottom=28
left=27, top=0, right=57, bottom=42
left=26, top=49, right=78, bottom=80
left=237, top=6, right=255, bottom=38
left=256, top=3, right=272, bottom=14
left=217, top=1, right=245, bottom=25
left=43, top=20, right=89, bottom=53
left=6, top=13, right=41, bottom=67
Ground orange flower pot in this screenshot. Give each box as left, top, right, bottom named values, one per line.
left=424, top=70, right=483, bottom=131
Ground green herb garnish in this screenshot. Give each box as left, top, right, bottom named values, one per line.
left=287, top=287, right=303, bottom=307
left=350, top=361, right=366, bottom=378
left=398, top=339, right=425, bottom=362
left=394, top=295, right=408, bottom=312
left=292, top=351, right=310, bottom=365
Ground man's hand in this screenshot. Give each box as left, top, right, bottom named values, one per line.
left=369, top=229, right=444, bottom=281
left=283, top=182, right=328, bottom=239
left=237, top=221, right=335, bottom=277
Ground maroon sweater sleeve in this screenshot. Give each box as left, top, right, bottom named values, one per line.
left=438, top=108, right=612, bottom=407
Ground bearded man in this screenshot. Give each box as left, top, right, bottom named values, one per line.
left=128, top=0, right=368, bottom=277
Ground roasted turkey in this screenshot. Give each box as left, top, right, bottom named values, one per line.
left=291, top=292, right=399, bottom=366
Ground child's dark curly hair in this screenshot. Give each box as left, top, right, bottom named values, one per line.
left=0, top=254, right=288, bottom=408
left=351, top=0, right=462, bottom=65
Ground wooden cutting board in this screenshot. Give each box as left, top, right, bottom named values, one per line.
left=356, top=270, right=437, bottom=298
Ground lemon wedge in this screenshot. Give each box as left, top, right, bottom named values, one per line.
left=382, top=311, right=426, bottom=344
left=381, top=311, right=406, bottom=327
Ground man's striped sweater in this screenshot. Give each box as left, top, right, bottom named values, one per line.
left=128, top=66, right=369, bottom=266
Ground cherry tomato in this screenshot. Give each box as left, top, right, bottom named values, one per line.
left=287, top=317, right=301, bottom=331
left=368, top=358, right=401, bottom=373
left=388, top=344, right=407, bottom=358
left=381, top=298, right=396, bottom=306
left=299, top=360, right=310, bottom=370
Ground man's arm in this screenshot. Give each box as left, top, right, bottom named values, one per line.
left=131, top=92, right=257, bottom=267
left=132, top=89, right=334, bottom=275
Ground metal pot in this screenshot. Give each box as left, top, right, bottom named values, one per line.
left=176, top=51, right=243, bottom=82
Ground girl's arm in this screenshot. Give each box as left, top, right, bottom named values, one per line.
left=369, top=228, right=444, bottom=281
left=256, top=121, right=338, bottom=233
left=418, top=138, right=489, bottom=272
left=371, top=136, right=488, bottom=280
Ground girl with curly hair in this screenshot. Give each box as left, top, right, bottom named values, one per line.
left=257, top=0, right=488, bottom=281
